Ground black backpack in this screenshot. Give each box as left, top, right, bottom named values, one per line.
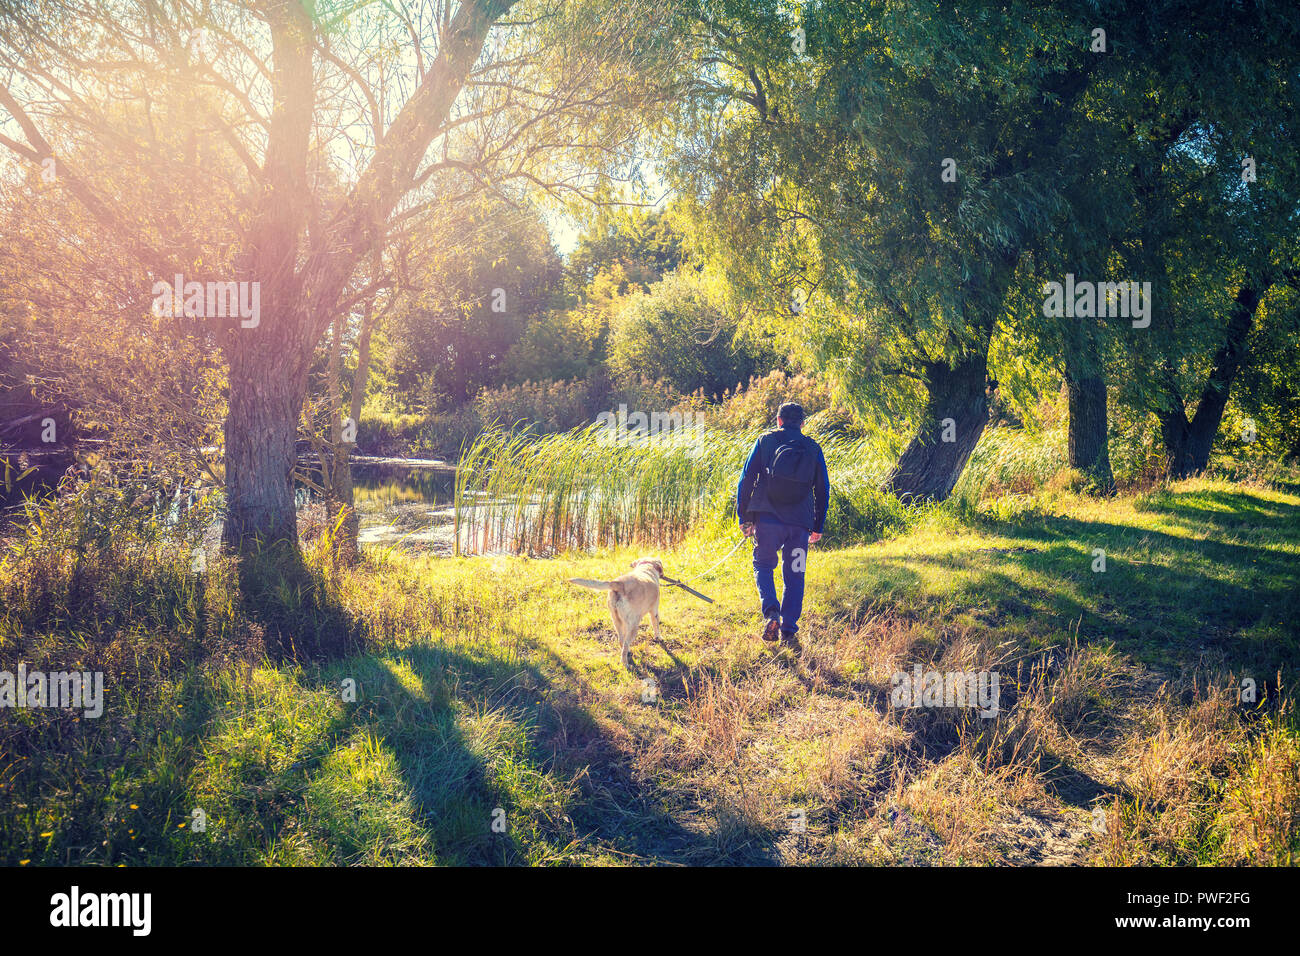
left=763, top=433, right=817, bottom=505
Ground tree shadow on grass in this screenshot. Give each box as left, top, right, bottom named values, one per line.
left=6, top=544, right=783, bottom=866
left=518, top=626, right=791, bottom=865
left=1269, top=476, right=1300, bottom=498
left=314, top=644, right=536, bottom=865
left=988, top=517, right=1291, bottom=657
left=833, top=491, right=1299, bottom=677
left=314, top=633, right=785, bottom=865
left=1036, top=750, right=1131, bottom=811
left=67, top=647, right=535, bottom=866
left=231, top=542, right=364, bottom=661
left=794, top=488, right=1300, bottom=822
left=1146, top=486, right=1300, bottom=529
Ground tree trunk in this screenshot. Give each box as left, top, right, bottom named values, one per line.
left=1065, top=359, right=1113, bottom=492
left=1159, top=408, right=1195, bottom=479
left=318, top=285, right=381, bottom=566
left=883, top=349, right=991, bottom=501
left=335, top=297, right=376, bottom=555
left=319, top=313, right=360, bottom=565
left=222, top=347, right=305, bottom=551
left=1162, top=276, right=1267, bottom=478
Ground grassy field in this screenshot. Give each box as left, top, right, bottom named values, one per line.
left=2, top=476, right=1297, bottom=865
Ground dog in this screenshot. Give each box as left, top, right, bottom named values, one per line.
left=568, top=557, right=665, bottom=669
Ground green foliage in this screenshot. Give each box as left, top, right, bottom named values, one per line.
left=568, top=207, right=684, bottom=288
left=608, top=270, right=776, bottom=398
left=1108, top=401, right=1175, bottom=488
left=475, top=379, right=598, bottom=435
left=711, top=369, right=848, bottom=433
left=386, top=199, right=564, bottom=411
left=416, top=404, right=486, bottom=462
left=667, top=0, right=1103, bottom=430
left=0, top=476, right=215, bottom=633
left=820, top=462, right=913, bottom=545
left=502, top=304, right=606, bottom=385
left=356, top=411, right=426, bottom=458
left=1227, top=287, right=1300, bottom=462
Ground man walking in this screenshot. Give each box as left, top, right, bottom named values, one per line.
left=736, top=402, right=830, bottom=650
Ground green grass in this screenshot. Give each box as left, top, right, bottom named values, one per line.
left=1, top=475, right=1297, bottom=865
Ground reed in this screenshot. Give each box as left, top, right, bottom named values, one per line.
left=953, top=423, right=1070, bottom=504
left=453, top=415, right=901, bottom=555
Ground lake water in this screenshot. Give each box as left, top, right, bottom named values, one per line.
left=193, top=469, right=464, bottom=571
left=347, top=468, right=461, bottom=554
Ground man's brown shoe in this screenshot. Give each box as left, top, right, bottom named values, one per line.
left=780, top=630, right=801, bottom=652
left=761, top=617, right=781, bottom=642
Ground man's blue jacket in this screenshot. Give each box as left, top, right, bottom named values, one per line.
left=736, top=425, right=830, bottom=533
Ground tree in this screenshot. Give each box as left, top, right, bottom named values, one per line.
left=0, top=122, right=226, bottom=491
left=609, top=269, right=774, bottom=398
left=385, top=197, right=563, bottom=410
left=1104, top=2, right=1300, bottom=478
left=668, top=0, right=1114, bottom=500
left=0, top=0, right=677, bottom=555
left=568, top=207, right=684, bottom=286
left=1230, top=282, right=1300, bottom=463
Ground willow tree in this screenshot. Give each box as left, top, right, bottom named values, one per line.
left=1105, top=3, right=1300, bottom=478
left=665, top=0, right=1118, bottom=499
left=0, top=0, right=674, bottom=554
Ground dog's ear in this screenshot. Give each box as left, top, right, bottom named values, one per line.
left=630, top=557, right=663, bottom=575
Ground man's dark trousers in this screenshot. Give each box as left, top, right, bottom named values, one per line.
left=752, top=518, right=809, bottom=635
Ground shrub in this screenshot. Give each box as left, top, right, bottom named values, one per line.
left=474, top=379, right=596, bottom=435
left=417, top=404, right=484, bottom=460
left=607, top=374, right=693, bottom=419
left=0, top=474, right=217, bottom=640
left=824, top=478, right=912, bottom=544
left=356, top=411, right=425, bottom=457
left=1108, top=403, right=1169, bottom=489
left=503, top=305, right=604, bottom=385
left=711, top=370, right=851, bottom=432
left=608, top=271, right=775, bottom=398
left=1043, top=466, right=1090, bottom=496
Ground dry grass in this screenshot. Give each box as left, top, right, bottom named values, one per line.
left=3, top=475, right=1297, bottom=865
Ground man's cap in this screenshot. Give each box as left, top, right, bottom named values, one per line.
left=777, top=402, right=805, bottom=426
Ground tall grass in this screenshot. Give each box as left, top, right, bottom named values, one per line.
left=453, top=414, right=906, bottom=554
left=0, top=476, right=216, bottom=635
left=454, top=422, right=740, bottom=554
left=953, top=423, right=1069, bottom=507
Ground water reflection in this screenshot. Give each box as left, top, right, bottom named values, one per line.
left=310, top=466, right=460, bottom=554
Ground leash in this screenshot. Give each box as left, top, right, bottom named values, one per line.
left=692, top=534, right=751, bottom=580
left=661, top=534, right=751, bottom=604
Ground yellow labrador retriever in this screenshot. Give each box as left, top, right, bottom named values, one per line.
left=569, top=557, right=664, bottom=668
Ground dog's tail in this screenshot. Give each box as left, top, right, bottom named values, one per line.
left=568, top=577, right=618, bottom=592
